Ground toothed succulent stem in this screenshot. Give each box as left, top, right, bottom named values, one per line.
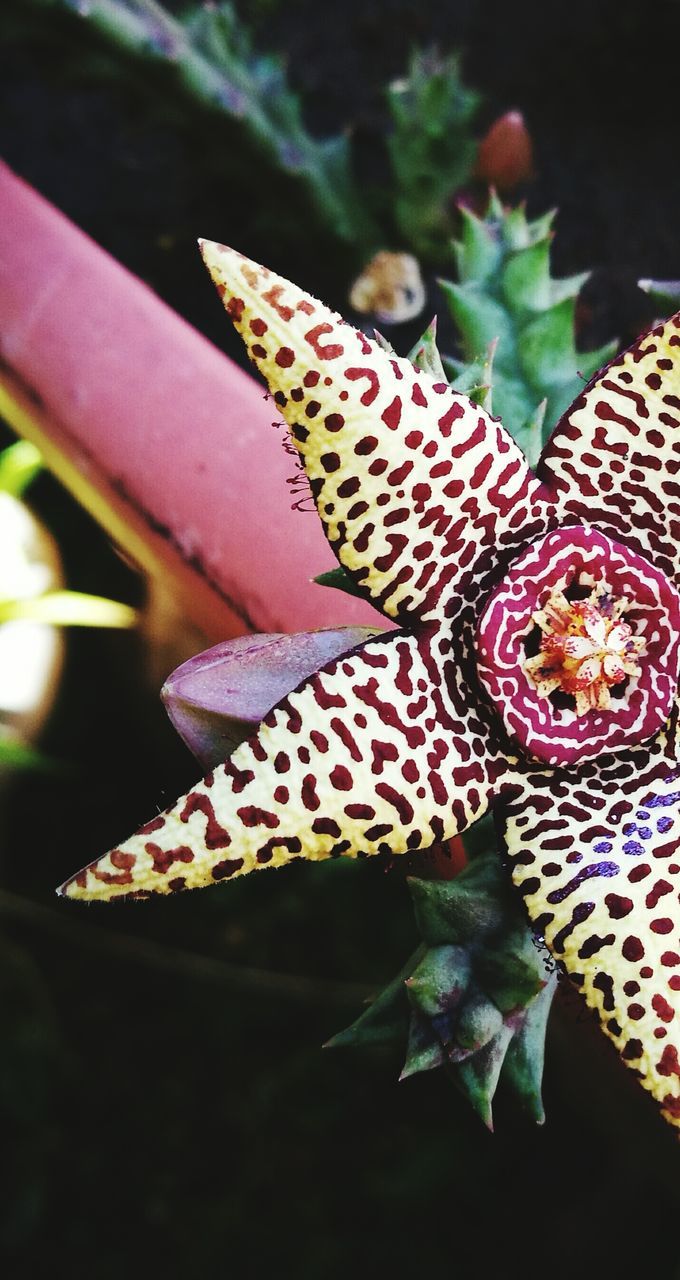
left=34, top=0, right=377, bottom=252
left=387, top=49, right=481, bottom=262
left=329, top=852, right=557, bottom=1129
left=440, top=194, right=617, bottom=456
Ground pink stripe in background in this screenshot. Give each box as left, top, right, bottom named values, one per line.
left=0, top=161, right=379, bottom=640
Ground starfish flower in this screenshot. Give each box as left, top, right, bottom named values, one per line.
left=59, top=243, right=680, bottom=1130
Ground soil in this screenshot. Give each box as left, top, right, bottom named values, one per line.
left=2, top=2, right=680, bottom=1275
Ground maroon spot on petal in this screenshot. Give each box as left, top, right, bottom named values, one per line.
left=252, top=344, right=267, bottom=359
left=312, top=817, right=341, bottom=838
left=250, top=317, right=268, bottom=336
left=411, top=383, right=427, bottom=407
left=640, top=965, right=654, bottom=979
left=223, top=762, right=255, bottom=793
left=375, top=782, right=414, bottom=825
left=303, top=369, right=320, bottom=386
left=578, top=933, right=615, bottom=959
left=354, top=435, right=378, bottom=455
left=306, top=400, right=321, bottom=418
left=662, top=952, right=680, bottom=966
left=274, top=785, right=289, bottom=804
left=262, top=284, right=294, bottom=321
left=285, top=706, right=303, bottom=733
left=137, top=815, right=165, bottom=836
left=622, top=935, right=645, bottom=961
left=622, top=1039, right=644, bottom=1061
left=345, top=803, right=376, bottom=820
left=371, top=740, right=399, bottom=774
left=658, top=1045, right=680, bottom=1077
left=652, top=994, right=675, bottom=1023
left=628, top=863, right=651, bottom=882
left=381, top=396, right=402, bottom=430
left=274, top=752, right=290, bottom=774
left=438, top=400, right=465, bottom=436
left=345, top=366, right=380, bottom=404
left=605, top=893, right=634, bottom=918
left=236, top=806, right=279, bottom=829
left=226, top=296, right=245, bottom=321
left=624, top=980, right=640, bottom=996
left=110, top=850, right=136, bottom=870
left=313, top=679, right=346, bottom=710
left=168, top=876, right=186, bottom=891
left=320, top=452, right=341, bottom=473
left=627, top=1003, right=645, bottom=1021
left=180, top=793, right=231, bottom=848
left=212, top=858, right=244, bottom=880
left=330, top=717, right=362, bottom=762
left=651, top=918, right=674, bottom=934
left=592, top=970, right=615, bottom=1011
left=365, top=823, right=393, bottom=841
left=325, top=413, right=344, bottom=432
left=330, top=765, right=353, bottom=791
left=145, top=842, right=195, bottom=874
left=646, top=879, right=673, bottom=909
left=337, top=476, right=361, bottom=499
left=301, top=775, right=320, bottom=811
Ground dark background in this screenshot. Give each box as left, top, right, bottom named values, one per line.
left=2, top=2, right=680, bottom=1275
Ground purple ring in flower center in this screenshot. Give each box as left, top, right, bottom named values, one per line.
left=475, top=524, right=680, bottom=766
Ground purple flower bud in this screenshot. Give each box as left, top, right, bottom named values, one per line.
left=161, top=626, right=380, bottom=768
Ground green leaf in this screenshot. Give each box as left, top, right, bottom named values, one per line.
left=638, top=277, right=680, bottom=311
left=313, top=568, right=365, bottom=600
left=405, top=944, right=471, bottom=1018
left=500, top=972, right=557, bottom=1123
left=0, top=590, right=137, bottom=628
left=0, top=440, right=42, bottom=497
left=0, top=735, right=55, bottom=772
left=401, top=1008, right=447, bottom=1079
left=456, top=1023, right=514, bottom=1130
left=406, top=318, right=447, bottom=381
left=438, top=280, right=516, bottom=369
left=452, top=206, right=503, bottom=287
left=453, top=990, right=504, bottom=1054
left=407, top=856, right=508, bottom=947
left=326, top=947, right=422, bottom=1050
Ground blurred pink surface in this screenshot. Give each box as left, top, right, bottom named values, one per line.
left=0, top=161, right=379, bottom=639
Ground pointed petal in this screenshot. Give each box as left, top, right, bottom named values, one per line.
left=502, top=703, right=680, bottom=1130
left=538, top=312, right=680, bottom=582
left=58, top=631, right=514, bottom=902
left=200, top=241, right=551, bottom=624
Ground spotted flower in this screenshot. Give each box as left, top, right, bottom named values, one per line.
left=60, top=244, right=680, bottom=1129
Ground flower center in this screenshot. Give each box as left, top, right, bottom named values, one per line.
left=523, top=585, right=646, bottom=717
left=474, top=525, right=680, bottom=767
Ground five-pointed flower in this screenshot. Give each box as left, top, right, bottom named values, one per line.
left=59, top=242, right=680, bottom=1129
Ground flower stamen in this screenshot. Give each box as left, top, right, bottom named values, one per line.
left=524, top=585, right=646, bottom=716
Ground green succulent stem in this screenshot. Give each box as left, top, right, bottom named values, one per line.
left=330, top=852, right=557, bottom=1129
left=387, top=49, right=481, bottom=262
left=440, top=194, right=616, bottom=455
left=32, top=0, right=377, bottom=252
